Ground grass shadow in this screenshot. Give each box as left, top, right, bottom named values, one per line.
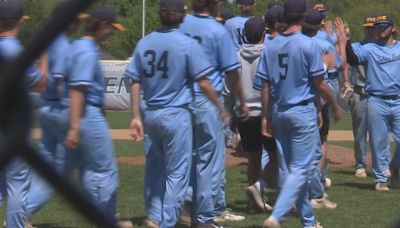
left=335, top=182, right=373, bottom=190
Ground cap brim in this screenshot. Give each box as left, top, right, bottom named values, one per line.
left=363, top=23, right=374, bottom=27
left=22, top=15, right=30, bottom=20
left=215, top=16, right=224, bottom=22
left=78, top=13, right=90, bottom=20
left=111, top=23, right=126, bottom=32
left=374, top=21, right=393, bottom=26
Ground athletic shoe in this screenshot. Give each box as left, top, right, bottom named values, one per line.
left=375, top=182, right=390, bottom=192
left=386, top=169, right=392, bottom=178
left=213, top=208, right=245, bottom=223
left=178, top=201, right=192, bottom=226
left=118, top=220, right=134, bottom=228
left=311, top=221, right=323, bottom=228
left=144, top=218, right=159, bottom=228
left=355, top=168, right=367, bottom=178
left=324, top=178, right=332, bottom=188
left=197, top=221, right=224, bottom=228
left=246, top=185, right=272, bottom=212
left=311, top=193, right=337, bottom=209
left=262, top=217, right=281, bottom=228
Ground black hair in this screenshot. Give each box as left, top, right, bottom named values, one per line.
left=283, top=12, right=306, bottom=25
left=159, top=11, right=185, bottom=27
left=0, top=18, right=20, bottom=32
left=301, top=23, right=319, bottom=37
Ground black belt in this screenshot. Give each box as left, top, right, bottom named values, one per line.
left=370, top=93, right=400, bottom=100
left=294, top=99, right=315, bottom=106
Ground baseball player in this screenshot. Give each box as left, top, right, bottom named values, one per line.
left=224, top=0, right=255, bottom=50
left=0, top=1, right=48, bottom=227
left=26, top=2, right=86, bottom=218
left=302, top=7, right=344, bottom=210
left=258, top=0, right=341, bottom=227
left=247, top=5, right=286, bottom=213
left=125, top=0, right=228, bottom=227
left=233, top=16, right=277, bottom=213
left=347, top=16, right=377, bottom=178
left=63, top=7, right=124, bottom=223
left=340, top=14, right=400, bottom=191
left=180, top=0, right=249, bottom=225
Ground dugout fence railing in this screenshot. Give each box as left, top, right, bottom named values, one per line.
left=0, top=0, right=116, bottom=227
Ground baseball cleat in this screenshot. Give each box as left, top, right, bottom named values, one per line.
left=213, top=208, right=245, bottom=223
left=355, top=168, right=367, bottom=178
left=262, top=217, right=281, bottom=228
left=375, top=182, right=390, bottom=192
left=311, top=193, right=337, bottom=209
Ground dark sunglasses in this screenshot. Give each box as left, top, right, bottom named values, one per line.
left=375, top=23, right=392, bottom=29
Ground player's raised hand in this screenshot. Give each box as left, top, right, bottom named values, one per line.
left=261, top=117, right=273, bottom=138
left=334, top=17, right=348, bottom=43
left=130, top=118, right=144, bottom=141
left=64, top=128, right=80, bottom=151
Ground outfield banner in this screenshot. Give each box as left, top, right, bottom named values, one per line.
left=101, top=60, right=131, bottom=110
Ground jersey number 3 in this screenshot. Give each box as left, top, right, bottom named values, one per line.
left=143, top=50, right=169, bottom=78
left=278, top=53, right=288, bottom=80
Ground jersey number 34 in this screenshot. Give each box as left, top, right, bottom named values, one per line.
left=143, top=50, right=169, bottom=79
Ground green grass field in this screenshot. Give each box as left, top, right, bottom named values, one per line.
left=4, top=111, right=400, bottom=227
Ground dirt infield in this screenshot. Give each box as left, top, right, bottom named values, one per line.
left=32, top=129, right=364, bottom=167
left=117, top=144, right=370, bottom=167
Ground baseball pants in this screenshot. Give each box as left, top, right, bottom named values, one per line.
left=368, top=96, right=400, bottom=183
left=270, top=103, right=318, bottom=227
left=143, top=106, right=192, bottom=228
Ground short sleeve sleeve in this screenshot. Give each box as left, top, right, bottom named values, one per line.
left=256, top=51, right=269, bottom=82
left=352, top=43, right=367, bottom=64
left=68, top=52, right=97, bottom=87
left=217, top=30, right=240, bottom=72
left=124, top=50, right=142, bottom=82
left=24, top=65, right=42, bottom=89
left=50, top=45, right=68, bottom=79
left=308, top=41, right=326, bottom=77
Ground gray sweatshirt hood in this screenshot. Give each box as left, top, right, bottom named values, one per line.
left=239, top=44, right=264, bottom=62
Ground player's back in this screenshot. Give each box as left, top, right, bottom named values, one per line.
left=225, top=15, right=250, bottom=49
left=263, top=32, right=324, bottom=106
left=128, top=29, right=211, bottom=107
left=180, top=14, right=239, bottom=93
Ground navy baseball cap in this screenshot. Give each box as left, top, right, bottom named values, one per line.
left=304, top=8, right=322, bottom=25
left=244, top=16, right=265, bottom=41
left=52, top=1, right=89, bottom=20
left=216, top=8, right=234, bottom=22
left=267, top=0, right=282, bottom=9
left=284, top=0, right=306, bottom=13
left=362, top=16, right=376, bottom=27
left=265, top=5, right=284, bottom=25
left=160, top=0, right=185, bottom=11
left=374, top=14, right=394, bottom=25
left=237, top=0, right=255, bottom=6
left=0, top=0, right=30, bottom=20
left=90, top=7, right=125, bottom=31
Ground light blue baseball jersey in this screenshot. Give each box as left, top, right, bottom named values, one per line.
left=0, top=37, right=42, bottom=89
left=42, top=33, right=70, bottom=101
left=65, top=38, right=104, bottom=106
left=253, top=34, right=276, bottom=91
left=124, top=28, right=214, bottom=108
left=353, top=40, right=400, bottom=95
left=315, top=30, right=337, bottom=46
left=256, top=32, right=325, bottom=106
left=224, top=16, right=251, bottom=50
left=180, top=14, right=240, bottom=94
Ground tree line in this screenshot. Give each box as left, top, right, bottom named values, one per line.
left=21, top=0, right=400, bottom=59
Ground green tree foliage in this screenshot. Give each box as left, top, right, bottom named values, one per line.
left=21, top=0, right=400, bottom=59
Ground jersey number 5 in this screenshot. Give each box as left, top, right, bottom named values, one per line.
left=143, top=50, right=169, bottom=78
left=278, top=53, right=288, bottom=80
